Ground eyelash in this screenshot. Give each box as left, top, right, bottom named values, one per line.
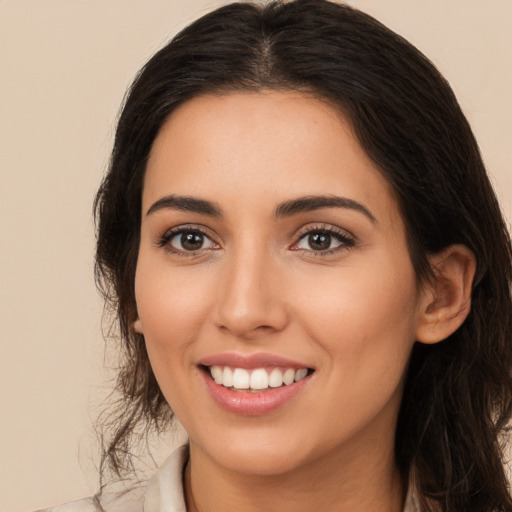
left=157, top=225, right=217, bottom=257
left=156, top=223, right=356, bottom=257
left=293, top=224, right=356, bottom=256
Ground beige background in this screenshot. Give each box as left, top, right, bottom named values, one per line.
left=1, top=1, right=510, bottom=511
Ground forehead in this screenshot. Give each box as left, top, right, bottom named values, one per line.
left=143, top=91, right=400, bottom=226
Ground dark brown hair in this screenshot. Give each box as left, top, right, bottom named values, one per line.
left=94, top=1, right=512, bottom=509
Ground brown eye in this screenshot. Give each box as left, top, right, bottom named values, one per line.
left=169, top=230, right=215, bottom=252
left=307, top=232, right=332, bottom=251
left=295, top=228, right=354, bottom=253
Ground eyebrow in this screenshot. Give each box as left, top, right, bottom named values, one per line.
left=146, top=194, right=376, bottom=223
left=146, top=195, right=223, bottom=217
left=274, top=195, right=376, bottom=223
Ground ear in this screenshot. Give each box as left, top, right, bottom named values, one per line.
left=133, top=317, right=144, bottom=334
left=415, top=244, right=476, bottom=345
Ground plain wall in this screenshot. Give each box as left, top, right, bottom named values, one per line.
left=1, top=1, right=510, bottom=511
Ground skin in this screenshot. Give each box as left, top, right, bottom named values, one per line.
left=133, top=91, right=474, bottom=512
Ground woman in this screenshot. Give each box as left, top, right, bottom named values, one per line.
left=40, top=0, right=512, bottom=511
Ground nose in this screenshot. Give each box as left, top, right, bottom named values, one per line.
left=212, top=247, right=289, bottom=340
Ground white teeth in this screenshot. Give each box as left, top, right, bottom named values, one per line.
left=208, top=365, right=310, bottom=391
left=211, top=365, right=223, bottom=384
left=250, top=368, right=268, bottom=390
left=268, top=368, right=283, bottom=388
left=294, top=368, right=308, bottom=382
left=222, top=366, right=233, bottom=388
left=283, top=368, right=295, bottom=386
left=232, top=368, right=250, bottom=389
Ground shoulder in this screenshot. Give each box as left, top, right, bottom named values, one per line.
left=33, top=445, right=188, bottom=512
left=34, top=484, right=147, bottom=512
left=34, top=497, right=102, bottom=512
left=33, top=481, right=146, bottom=512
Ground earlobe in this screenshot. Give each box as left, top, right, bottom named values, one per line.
left=415, top=244, right=476, bottom=345
left=133, top=317, right=144, bottom=334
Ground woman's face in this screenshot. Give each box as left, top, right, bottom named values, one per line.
left=134, top=91, right=425, bottom=476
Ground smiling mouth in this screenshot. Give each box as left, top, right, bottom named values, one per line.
left=202, top=365, right=314, bottom=392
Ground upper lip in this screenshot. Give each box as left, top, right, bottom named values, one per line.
left=199, top=352, right=313, bottom=370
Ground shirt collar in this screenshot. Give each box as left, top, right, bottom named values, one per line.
left=144, top=445, right=188, bottom=512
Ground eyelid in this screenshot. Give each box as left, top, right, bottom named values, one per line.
left=156, top=224, right=221, bottom=255
left=290, top=223, right=356, bottom=254
left=295, top=222, right=355, bottom=239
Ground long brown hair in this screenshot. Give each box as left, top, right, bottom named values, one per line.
left=94, top=1, right=512, bottom=509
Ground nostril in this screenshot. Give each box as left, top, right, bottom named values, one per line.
left=217, top=323, right=281, bottom=341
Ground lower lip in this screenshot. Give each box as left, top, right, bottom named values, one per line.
left=200, top=370, right=311, bottom=416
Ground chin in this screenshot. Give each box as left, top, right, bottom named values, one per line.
left=193, top=431, right=314, bottom=476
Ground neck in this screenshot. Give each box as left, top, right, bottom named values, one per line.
left=184, top=432, right=405, bottom=512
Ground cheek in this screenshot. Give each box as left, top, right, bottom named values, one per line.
left=136, top=254, right=213, bottom=327
left=134, top=258, right=215, bottom=371
left=290, top=263, right=419, bottom=443
left=293, top=257, right=419, bottom=380
left=133, top=259, right=221, bottom=420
